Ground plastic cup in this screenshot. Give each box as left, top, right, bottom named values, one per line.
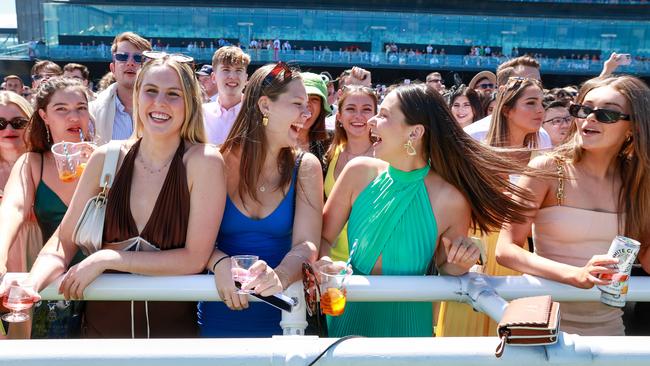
left=51, top=142, right=81, bottom=182
left=319, top=263, right=352, bottom=316
left=75, top=142, right=97, bottom=178
left=231, top=255, right=259, bottom=294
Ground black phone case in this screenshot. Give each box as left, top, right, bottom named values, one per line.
left=234, top=282, right=297, bottom=312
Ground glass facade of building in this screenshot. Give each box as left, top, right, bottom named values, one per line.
left=43, top=3, right=650, bottom=57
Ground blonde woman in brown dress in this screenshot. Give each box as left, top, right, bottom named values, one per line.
left=12, top=54, right=226, bottom=338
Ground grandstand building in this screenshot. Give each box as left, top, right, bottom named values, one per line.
left=2, top=0, right=650, bottom=86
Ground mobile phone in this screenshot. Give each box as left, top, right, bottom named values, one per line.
left=618, top=54, right=632, bottom=66
left=234, top=282, right=297, bottom=312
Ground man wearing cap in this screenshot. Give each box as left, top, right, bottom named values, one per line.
left=468, top=70, right=496, bottom=98
left=196, top=64, right=218, bottom=103
left=203, top=46, right=250, bottom=145
left=298, top=72, right=332, bottom=162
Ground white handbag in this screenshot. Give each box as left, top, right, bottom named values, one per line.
left=72, top=142, right=121, bottom=256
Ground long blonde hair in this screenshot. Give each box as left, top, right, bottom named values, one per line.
left=0, top=91, right=33, bottom=120
left=554, top=75, right=650, bottom=245
left=132, top=58, right=205, bottom=143
left=486, top=77, right=543, bottom=148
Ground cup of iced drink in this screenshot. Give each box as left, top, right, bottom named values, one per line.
left=75, top=142, right=97, bottom=178
left=319, top=263, right=352, bottom=316
left=51, top=142, right=81, bottom=182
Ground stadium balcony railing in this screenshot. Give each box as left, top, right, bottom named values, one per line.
left=7, top=45, right=650, bottom=76
left=1, top=271, right=650, bottom=365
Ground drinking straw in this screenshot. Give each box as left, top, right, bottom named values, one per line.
left=340, top=239, right=358, bottom=275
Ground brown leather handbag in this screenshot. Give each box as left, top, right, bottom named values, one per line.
left=495, top=295, right=560, bottom=358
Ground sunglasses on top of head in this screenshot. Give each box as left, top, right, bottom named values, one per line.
left=569, top=104, right=630, bottom=124
left=113, top=52, right=144, bottom=63
left=0, top=117, right=29, bottom=130
left=263, top=62, right=293, bottom=86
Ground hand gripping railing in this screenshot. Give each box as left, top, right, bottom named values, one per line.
left=2, top=272, right=650, bottom=365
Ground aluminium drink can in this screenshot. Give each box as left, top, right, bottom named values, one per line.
left=598, top=236, right=640, bottom=307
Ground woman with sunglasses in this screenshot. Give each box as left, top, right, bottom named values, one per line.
left=446, top=85, right=484, bottom=128
left=0, top=78, right=93, bottom=339
left=320, top=84, right=533, bottom=337
left=497, top=75, right=650, bottom=335
left=8, top=54, right=225, bottom=338
left=198, top=62, right=322, bottom=337
left=0, top=91, right=36, bottom=275
left=542, top=99, right=572, bottom=146
left=319, top=85, right=377, bottom=262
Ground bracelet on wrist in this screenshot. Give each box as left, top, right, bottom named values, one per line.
left=211, top=255, right=231, bottom=273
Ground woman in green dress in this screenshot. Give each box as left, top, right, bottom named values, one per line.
left=320, top=84, right=534, bottom=337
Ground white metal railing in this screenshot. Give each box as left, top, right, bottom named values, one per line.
left=2, top=272, right=650, bottom=365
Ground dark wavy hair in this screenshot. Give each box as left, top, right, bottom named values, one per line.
left=25, top=77, right=88, bottom=153
left=393, top=84, right=534, bottom=233
left=445, top=84, right=484, bottom=124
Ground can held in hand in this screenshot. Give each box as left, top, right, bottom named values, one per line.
left=598, top=236, right=640, bottom=307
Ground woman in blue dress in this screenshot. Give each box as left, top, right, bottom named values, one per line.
left=198, top=62, right=323, bottom=337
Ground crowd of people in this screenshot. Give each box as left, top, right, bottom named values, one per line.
left=0, top=31, right=649, bottom=341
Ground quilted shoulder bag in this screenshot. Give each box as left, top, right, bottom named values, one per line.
left=72, top=141, right=121, bottom=256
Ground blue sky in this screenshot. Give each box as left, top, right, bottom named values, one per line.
left=0, top=0, right=17, bottom=28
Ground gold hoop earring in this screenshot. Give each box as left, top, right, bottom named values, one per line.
left=262, top=115, right=269, bottom=127
left=404, top=139, right=416, bottom=156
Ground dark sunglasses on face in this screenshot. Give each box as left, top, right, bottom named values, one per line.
left=477, top=83, right=495, bottom=90
left=569, top=104, right=630, bottom=123
left=0, top=117, right=29, bottom=130
left=113, top=52, right=144, bottom=63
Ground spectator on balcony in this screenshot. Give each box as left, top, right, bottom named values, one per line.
left=320, top=85, right=377, bottom=262
left=199, top=63, right=322, bottom=337
left=195, top=65, right=219, bottom=103
left=15, top=55, right=225, bottom=338
left=468, top=71, right=496, bottom=98
left=446, top=85, right=484, bottom=128
left=0, top=78, right=94, bottom=339
left=425, top=72, right=445, bottom=94
left=273, top=39, right=281, bottom=60
left=3, top=75, right=24, bottom=95
left=297, top=72, right=332, bottom=165
left=541, top=99, right=571, bottom=147
left=203, top=46, right=250, bottom=146
left=31, top=61, right=62, bottom=90
left=320, top=84, right=532, bottom=337
left=90, top=32, right=152, bottom=145
left=497, top=75, right=650, bottom=336
left=464, top=56, right=550, bottom=148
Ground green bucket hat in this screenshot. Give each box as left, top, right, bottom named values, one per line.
left=301, top=72, right=332, bottom=115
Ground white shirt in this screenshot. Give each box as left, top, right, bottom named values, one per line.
left=464, top=115, right=552, bottom=149
left=202, top=97, right=242, bottom=145
left=112, top=95, right=134, bottom=140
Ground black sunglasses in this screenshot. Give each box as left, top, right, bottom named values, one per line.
left=477, top=83, right=495, bottom=90
left=569, top=104, right=630, bottom=123
left=0, top=117, right=29, bottom=130
left=263, top=62, right=293, bottom=86
left=113, top=52, right=144, bottom=63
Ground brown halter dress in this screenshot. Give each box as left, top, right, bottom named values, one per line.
left=82, top=139, right=198, bottom=338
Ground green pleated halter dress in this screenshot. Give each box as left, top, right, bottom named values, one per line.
left=327, top=165, right=438, bottom=337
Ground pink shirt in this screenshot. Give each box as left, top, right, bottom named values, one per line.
left=202, top=97, right=242, bottom=145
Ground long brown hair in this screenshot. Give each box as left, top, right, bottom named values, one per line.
left=486, top=77, right=543, bottom=148
left=554, top=75, right=650, bottom=246
left=394, top=84, right=534, bottom=233
left=324, top=85, right=377, bottom=167
left=220, top=63, right=302, bottom=204
left=25, top=77, right=88, bottom=153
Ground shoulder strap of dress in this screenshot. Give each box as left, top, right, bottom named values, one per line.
left=39, top=152, right=44, bottom=183
left=292, top=151, right=306, bottom=212
left=554, top=156, right=565, bottom=206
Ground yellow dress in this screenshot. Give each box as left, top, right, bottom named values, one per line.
left=324, top=147, right=349, bottom=262
left=436, top=230, right=525, bottom=337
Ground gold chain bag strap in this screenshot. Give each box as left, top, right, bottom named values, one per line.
left=72, top=141, right=121, bottom=256
left=494, top=295, right=560, bottom=358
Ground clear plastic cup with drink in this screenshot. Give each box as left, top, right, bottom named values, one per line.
left=51, top=142, right=81, bottom=182
left=319, top=262, right=353, bottom=316
left=75, top=142, right=97, bottom=178
left=231, top=255, right=259, bottom=294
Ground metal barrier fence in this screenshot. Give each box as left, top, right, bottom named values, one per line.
left=1, top=272, right=650, bottom=365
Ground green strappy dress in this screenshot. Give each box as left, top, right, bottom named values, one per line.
left=327, top=165, right=438, bottom=337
